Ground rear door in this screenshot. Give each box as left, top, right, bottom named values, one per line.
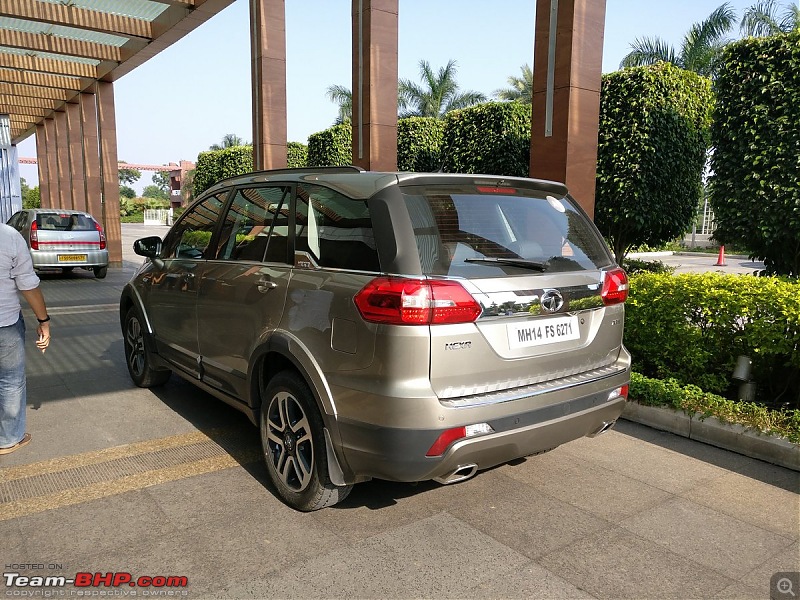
left=400, top=183, right=625, bottom=401
left=196, top=185, right=292, bottom=399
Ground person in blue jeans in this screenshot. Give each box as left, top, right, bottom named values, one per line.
left=0, top=222, right=51, bottom=455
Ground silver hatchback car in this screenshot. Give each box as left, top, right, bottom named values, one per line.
left=121, top=167, right=631, bottom=511
left=7, top=208, right=109, bottom=278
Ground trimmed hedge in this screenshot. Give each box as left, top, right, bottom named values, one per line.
left=441, top=102, right=530, bottom=177
left=595, top=63, right=713, bottom=263
left=193, top=145, right=253, bottom=196
left=629, top=373, right=800, bottom=443
left=307, top=124, right=352, bottom=167
left=287, top=141, right=308, bottom=168
left=625, top=272, right=800, bottom=403
left=397, top=117, right=445, bottom=172
left=710, top=32, right=800, bottom=277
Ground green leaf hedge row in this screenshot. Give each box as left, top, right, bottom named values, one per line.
left=193, top=145, right=254, bottom=195
left=287, top=141, right=308, bottom=169
left=397, top=117, right=445, bottom=172
left=595, top=63, right=713, bottom=263
left=625, top=272, right=800, bottom=402
left=307, top=124, right=352, bottom=167
left=629, top=372, right=800, bottom=443
left=710, top=32, right=800, bottom=277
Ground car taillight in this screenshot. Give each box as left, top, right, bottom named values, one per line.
left=601, top=267, right=628, bottom=305
left=95, top=221, right=106, bottom=250
left=354, top=277, right=482, bottom=325
left=30, top=220, right=38, bottom=250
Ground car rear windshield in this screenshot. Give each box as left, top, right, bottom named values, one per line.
left=401, top=185, right=613, bottom=277
left=37, top=213, right=96, bottom=232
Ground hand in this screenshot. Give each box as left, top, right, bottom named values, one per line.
left=36, top=321, right=50, bottom=353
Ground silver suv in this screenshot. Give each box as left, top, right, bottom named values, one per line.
left=121, top=167, right=630, bottom=511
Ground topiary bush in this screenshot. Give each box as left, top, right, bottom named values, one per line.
left=625, top=272, right=800, bottom=405
left=307, top=124, right=352, bottom=167
left=441, top=102, right=530, bottom=177
left=709, top=32, right=800, bottom=277
left=595, top=63, right=713, bottom=263
left=397, top=117, right=445, bottom=172
left=193, top=145, right=254, bottom=196
left=287, top=141, right=308, bottom=168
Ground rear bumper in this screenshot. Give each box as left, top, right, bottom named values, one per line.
left=336, top=379, right=628, bottom=483
left=31, top=249, right=109, bottom=269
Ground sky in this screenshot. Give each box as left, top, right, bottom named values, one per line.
left=16, top=0, right=765, bottom=192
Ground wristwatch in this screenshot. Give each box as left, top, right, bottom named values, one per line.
left=37, top=315, right=51, bottom=323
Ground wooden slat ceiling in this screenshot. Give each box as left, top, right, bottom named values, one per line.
left=0, top=0, right=236, bottom=143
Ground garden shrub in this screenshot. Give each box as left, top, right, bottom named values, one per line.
left=626, top=272, right=800, bottom=405
left=193, top=145, right=253, bottom=195
left=622, top=257, right=675, bottom=275
left=307, top=124, right=352, bottom=167
left=710, top=32, right=800, bottom=277
left=595, top=63, right=713, bottom=263
left=441, top=102, right=530, bottom=177
left=397, top=117, right=445, bottom=172
left=287, top=142, right=308, bottom=168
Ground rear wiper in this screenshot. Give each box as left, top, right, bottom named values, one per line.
left=464, top=257, right=547, bottom=271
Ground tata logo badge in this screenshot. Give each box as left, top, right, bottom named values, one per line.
left=540, top=289, right=564, bottom=313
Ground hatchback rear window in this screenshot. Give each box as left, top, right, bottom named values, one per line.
left=37, top=213, right=95, bottom=232
left=401, top=185, right=612, bottom=277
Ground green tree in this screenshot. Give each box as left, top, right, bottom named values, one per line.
left=620, top=3, right=737, bottom=77
left=152, top=169, right=171, bottom=194
left=740, top=0, right=800, bottom=36
left=20, top=178, right=40, bottom=209
left=142, top=184, right=168, bottom=200
left=398, top=60, right=487, bottom=119
left=119, top=185, right=136, bottom=199
left=118, top=162, right=141, bottom=185
left=181, top=169, right=195, bottom=204
left=325, top=85, right=352, bottom=125
left=209, top=134, right=246, bottom=150
left=493, top=64, right=533, bottom=104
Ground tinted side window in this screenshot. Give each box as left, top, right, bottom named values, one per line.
left=214, top=186, right=290, bottom=263
left=294, top=184, right=379, bottom=272
left=162, top=193, right=227, bottom=259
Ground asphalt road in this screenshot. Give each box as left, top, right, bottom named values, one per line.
left=0, top=224, right=796, bottom=600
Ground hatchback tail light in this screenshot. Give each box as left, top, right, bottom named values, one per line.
left=601, top=268, right=629, bottom=305
left=354, top=277, right=482, bottom=325
left=95, top=221, right=106, bottom=250
left=30, top=220, right=39, bottom=250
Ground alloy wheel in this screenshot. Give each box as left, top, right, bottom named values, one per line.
left=263, top=391, right=314, bottom=492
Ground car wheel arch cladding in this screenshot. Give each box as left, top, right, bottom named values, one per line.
left=121, top=286, right=154, bottom=336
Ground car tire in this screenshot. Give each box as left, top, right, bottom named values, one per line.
left=260, top=371, right=352, bottom=511
left=93, top=266, right=108, bottom=279
left=123, top=306, right=170, bottom=388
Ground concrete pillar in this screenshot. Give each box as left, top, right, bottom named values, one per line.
left=530, top=0, right=606, bottom=218
left=80, top=92, right=103, bottom=221
left=35, top=123, right=50, bottom=210
left=250, top=0, right=287, bottom=170
left=54, top=110, right=70, bottom=210
left=96, top=82, right=122, bottom=266
left=351, top=0, right=398, bottom=171
left=66, top=101, right=86, bottom=212
left=43, top=118, right=59, bottom=209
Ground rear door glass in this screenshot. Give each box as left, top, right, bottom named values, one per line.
left=401, top=185, right=612, bottom=277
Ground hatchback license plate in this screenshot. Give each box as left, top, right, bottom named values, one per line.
left=58, top=254, right=87, bottom=263
left=507, top=315, right=580, bottom=349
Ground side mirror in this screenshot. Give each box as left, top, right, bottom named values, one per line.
left=133, top=236, right=162, bottom=258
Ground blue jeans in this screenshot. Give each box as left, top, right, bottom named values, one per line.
left=0, top=313, right=26, bottom=448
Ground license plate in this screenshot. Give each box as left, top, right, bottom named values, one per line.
left=507, top=315, right=580, bottom=349
left=57, top=254, right=87, bottom=263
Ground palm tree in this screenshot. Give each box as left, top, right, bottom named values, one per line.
left=209, top=133, right=246, bottom=151
left=325, top=85, right=352, bottom=125
left=398, top=60, right=487, bottom=119
left=741, top=0, right=800, bottom=36
left=494, top=64, right=533, bottom=104
left=620, top=3, right=737, bottom=77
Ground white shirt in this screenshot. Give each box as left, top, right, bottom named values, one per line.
left=0, top=223, right=40, bottom=327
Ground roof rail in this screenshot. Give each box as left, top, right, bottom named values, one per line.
left=250, top=165, right=365, bottom=176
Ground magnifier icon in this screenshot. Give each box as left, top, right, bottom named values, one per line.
left=778, top=578, right=796, bottom=597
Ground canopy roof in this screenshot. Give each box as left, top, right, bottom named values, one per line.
left=0, top=0, right=235, bottom=143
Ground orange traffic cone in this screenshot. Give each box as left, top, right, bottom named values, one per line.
left=715, top=245, right=727, bottom=266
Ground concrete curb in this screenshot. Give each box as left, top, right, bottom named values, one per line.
left=621, top=402, right=800, bottom=472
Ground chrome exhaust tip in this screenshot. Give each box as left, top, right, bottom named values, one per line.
left=433, top=464, right=478, bottom=485
left=588, top=420, right=616, bottom=438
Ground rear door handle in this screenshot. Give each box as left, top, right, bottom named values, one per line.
left=256, top=278, right=278, bottom=293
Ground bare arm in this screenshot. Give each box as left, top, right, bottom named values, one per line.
left=19, top=287, right=51, bottom=352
